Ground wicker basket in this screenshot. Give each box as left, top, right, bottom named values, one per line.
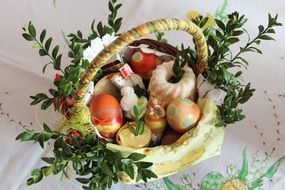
left=71, top=18, right=225, bottom=183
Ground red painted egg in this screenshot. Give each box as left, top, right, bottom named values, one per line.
left=130, top=50, right=157, bottom=78
left=89, top=93, right=123, bottom=138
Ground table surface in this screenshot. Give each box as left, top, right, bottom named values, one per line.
left=1, top=0, right=285, bottom=189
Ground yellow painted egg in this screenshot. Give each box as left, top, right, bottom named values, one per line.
left=90, top=93, right=123, bottom=138
left=166, top=98, right=201, bottom=133
left=144, top=114, right=166, bottom=133
left=116, top=123, right=151, bottom=149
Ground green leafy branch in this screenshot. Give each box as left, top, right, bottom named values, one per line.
left=22, top=22, right=78, bottom=110
left=169, top=45, right=191, bottom=83
left=190, top=12, right=282, bottom=126
left=22, top=22, right=63, bottom=74
left=16, top=123, right=61, bottom=148
left=128, top=102, right=147, bottom=136
left=230, top=14, right=282, bottom=65
left=16, top=124, right=156, bottom=189
left=67, top=0, right=122, bottom=49
left=108, top=0, right=123, bottom=34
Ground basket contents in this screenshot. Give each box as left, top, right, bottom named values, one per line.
left=15, top=0, right=282, bottom=189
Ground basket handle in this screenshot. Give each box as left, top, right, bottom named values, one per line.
left=72, top=18, right=208, bottom=114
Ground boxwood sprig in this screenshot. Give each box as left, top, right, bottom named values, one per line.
left=22, top=21, right=63, bottom=74
left=16, top=124, right=157, bottom=190
left=190, top=12, right=282, bottom=126
left=128, top=102, right=147, bottom=136
left=24, top=0, right=124, bottom=110
left=67, top=0, right=122, bottom=49
left=169, top=45, right=191, bottom=83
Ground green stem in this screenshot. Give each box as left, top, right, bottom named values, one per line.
left=34, top=38, right=64, bottom=75
left=230, top=26, right=270, bottom=62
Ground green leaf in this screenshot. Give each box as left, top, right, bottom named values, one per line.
left=30, top=93, right=49, bottom=105
left=137, top=121, right=145, bottom=135
left=62, top=81, right=73, bottom=96
left=41, top=157, right=55, bottom=164
left=238, top=149, right=248, bottom=181
left=31, top=168, right=43, bottom=183
left=81, top=59, right=89, bottom=69
left=115, top=3, right=122, bottom=10
left=16, top=131, right=35, bottom=141
left=41, top=98, right=53, bottom=110
left=42, top=166, right=53, bottom=176
left=127, top=153, right=146, bottom=161
left=248, top=47, right=262, bottom=54
left=49, top=89, right=58, bottom=96
left=45, top=37, right=52, bottom=52
left=39, top=49, right=48, bottom=56
left=77, top=30, right=83, bottom=38
left=43, top=123, right=52, bottom=133
left=258, top=25, right=264, bottom=33
left=267, top=28, right=275, bottom=33
left=28, top=22, right=36, bottom=38
left=200, top=17, right=209, bottom=28
left=136, top=161, right=153, bottom=168
left=22, top=33, right=34, bottom=41
left=259, top=35, right=275, bottom=40
left=227, top=37, right=239, bottom=44
left=27, top=178, right=34, bottom=186
left=40, top=29, right=46, bottom=43
left=100, top=162, right=113, bottom=177
left=108, top=1, right=113, bottom=12
left=232, top=30, right=244, bottom=36
left=114, top=17, right=123, bottom=33
left=54, top=54, right=62, bottom=70
left=145, top=170, right=157, bottom=179
left=135, top=170, right=142, bottom=182
left=97, top=21, right=103, bottom=37
left=235, top=71, right=242, bottom=77
left=215, top=19, right=226, bottom=30
left=122, top=163, right=134, bottom=179
left=76, top=178, right=90, bottom=184
left=54, top=136, right=63, bottom=150
left=52, top=45, right=59, bottom=59
left=127, top=123, right=135, bottom=134
left=61, top=141, right=73, bottom=156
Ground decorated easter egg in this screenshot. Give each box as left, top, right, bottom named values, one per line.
left=89, top=93, right=123, bottom=138
left=116, top=123, right=151, bottom=149
left=166, top=98, right=201, bottom=133
left=144, top=114, right=166, bottom=133
left=130, top=50, right=158, bottom=78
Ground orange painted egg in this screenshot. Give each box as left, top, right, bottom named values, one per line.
left=89, top=93, right=123, bottom=138
left=166, top=98, right=201, bottom=133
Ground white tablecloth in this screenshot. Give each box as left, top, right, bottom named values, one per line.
left=1, top=0, right=285, bottom=189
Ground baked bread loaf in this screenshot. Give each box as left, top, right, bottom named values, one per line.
left=148, top=61, right=196, bottom=106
